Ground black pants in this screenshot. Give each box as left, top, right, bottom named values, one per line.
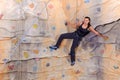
left=55, top=32, right=82, bottom=62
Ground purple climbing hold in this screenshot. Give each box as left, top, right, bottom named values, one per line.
left=66, top=4, right=70, bottom=10
left=84, top=0, right=90, bottom=3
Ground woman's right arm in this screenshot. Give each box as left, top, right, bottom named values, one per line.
left=66, top=21, right=81, bottom=29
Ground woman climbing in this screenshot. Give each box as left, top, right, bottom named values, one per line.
left=49, top=16, right=108, bottom=66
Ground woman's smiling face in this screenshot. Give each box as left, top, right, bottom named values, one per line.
left=84, top=18, right=90, bottom=25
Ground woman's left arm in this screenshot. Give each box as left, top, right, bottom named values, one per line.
left=89, top=26, right=108, bottom=40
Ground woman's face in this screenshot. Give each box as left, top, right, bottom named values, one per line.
left=83, top=18, right=90, bottom=24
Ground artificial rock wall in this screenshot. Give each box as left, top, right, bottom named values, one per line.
left=0, top=0, right=120, bottom=80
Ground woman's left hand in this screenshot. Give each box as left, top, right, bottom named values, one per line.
left=103, top=36, right=109, bottom=40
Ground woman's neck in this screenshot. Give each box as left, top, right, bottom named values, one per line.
left=83, top=23, right=88, bottom=27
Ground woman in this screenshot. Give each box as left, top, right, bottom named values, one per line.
left=49, top=16, right=108, bottom=66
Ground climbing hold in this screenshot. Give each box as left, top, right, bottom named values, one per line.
left=8, top=64, right=14, bottom=70
left=33, top=24, right=38, bottom=29
left=33, top=49, right=39, bottom=54
left=66, top=4, right=70, bottom=10
left=84, top=0, right=90, bottom=3
left=29, top=3, right=35, bottom=9
left=33, top=65, right=37, bottom=72
left=0, top=14, right=3, bottom=19
left=48, top=4, right=54, bottom=9
left=51, top=26, right=56, bottom=30
left=2, top=59, right=9, bottom=64
left=113, top=65, right=119, bottom=69
left=16, top=0, right=22, bottom=3
left=23, top=51, right=29, bottom=58
left=46, top=63, right=50, bottom=67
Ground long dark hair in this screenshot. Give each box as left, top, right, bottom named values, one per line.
left=84, top=16, right=91, bottom=27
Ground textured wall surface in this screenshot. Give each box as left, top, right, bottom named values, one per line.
left=0, top=0, right=120, bottom=80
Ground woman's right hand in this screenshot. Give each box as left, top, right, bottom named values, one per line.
left=65, top=20, right=70, bottom=26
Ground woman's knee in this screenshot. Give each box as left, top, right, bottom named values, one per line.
left=70, top=49, right=75, bottom=53
left=70, top=52, right=75, bottom=56
left=60, top=33, right=65, bottom=38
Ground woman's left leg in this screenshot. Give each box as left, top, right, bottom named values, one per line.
left=70, top=38, right=81, bottom=66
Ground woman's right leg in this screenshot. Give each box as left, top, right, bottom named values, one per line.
left=55, top=32, right=75, bottom=48
left=49, top=32, right=75, bottom=50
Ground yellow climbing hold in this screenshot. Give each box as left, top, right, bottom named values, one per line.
left=33, top=24, right=38, bottom=29
left=23, top=51, right=29, bottom=58
left=16, top=0, right=22, bottom=3
left=90, top=53, right=94, bottom=57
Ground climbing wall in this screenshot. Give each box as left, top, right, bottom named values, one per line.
left=0, top=0, right=120, bottom=80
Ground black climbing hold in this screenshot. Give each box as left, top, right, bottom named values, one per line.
left=46, top=63, right=50, bottom=67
